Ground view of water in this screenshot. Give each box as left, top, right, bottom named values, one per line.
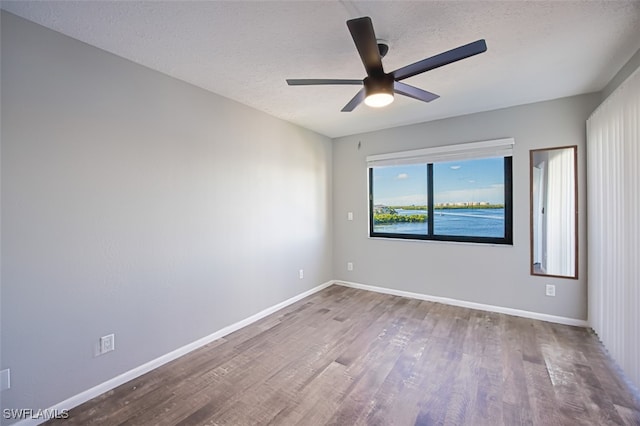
left=373, top=208, right=504, bottom=238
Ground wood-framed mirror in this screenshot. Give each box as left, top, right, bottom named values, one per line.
left=530, top=145, right=578, bottom=279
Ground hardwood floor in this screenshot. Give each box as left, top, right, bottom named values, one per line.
left=47, top=285, right=640, bottom=425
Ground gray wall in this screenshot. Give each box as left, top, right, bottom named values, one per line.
left=601, top=47, right=640, bottom=101
left=0, top=11, right=332, bottom=418
left=332, top=93, right=600, bottom=320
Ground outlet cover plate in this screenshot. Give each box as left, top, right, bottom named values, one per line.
left=100, top=334, right=115, bottom=354
left=0, top=369, right=10, bottom=391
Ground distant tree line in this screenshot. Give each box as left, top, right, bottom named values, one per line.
left=433, top=204, right=504, bottom=210
left=384, top=204, right=504, bottom=210
left=373, top=203, right=504, bottom=224
left=374, top=213, right=427, bottom=224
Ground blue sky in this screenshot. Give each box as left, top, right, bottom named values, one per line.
left=372, top=158, right=504, bottom=206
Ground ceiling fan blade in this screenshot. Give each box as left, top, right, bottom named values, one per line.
left=341, top=89, right=366, bottom=112
left=286, top=79, right=363, bottom=86
left=394, top=81, right=439, bottom=103
left=347, top=17, right=384, bottom=77
left=392, top=39, right=487, bottom=81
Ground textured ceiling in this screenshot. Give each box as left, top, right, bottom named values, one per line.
left=2, top=1, right=639, bottom=138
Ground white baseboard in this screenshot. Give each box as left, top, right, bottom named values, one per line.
left=14, top=280, right=333, bottom=426
left=336, top=280, right=588, bottom=327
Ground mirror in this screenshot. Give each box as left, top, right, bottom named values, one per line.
left=530, top=146, right=578, bottom=279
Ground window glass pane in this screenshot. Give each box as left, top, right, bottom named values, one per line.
left=371, top=164, right=428, bottom=235
left=433, top=158, right=505, bottom=238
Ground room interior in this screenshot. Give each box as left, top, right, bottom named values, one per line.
left=1, top=1, right=639, bottom=424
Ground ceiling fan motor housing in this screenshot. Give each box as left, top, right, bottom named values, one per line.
left=364, top=74, right=394, bottom=98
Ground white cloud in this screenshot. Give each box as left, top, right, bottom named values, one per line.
left=396, top=173, right=409, bottom=180
left=450, top=165, right=461, bottom=170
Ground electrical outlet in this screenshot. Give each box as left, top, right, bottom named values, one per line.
left=347, top=262, right=354, bottom=271
left=100, top=334, right=115, bottom=354
left=0, top=369, right=10, bottom=391
left=347, top=212, right=353, bottom=221
left=299, top=269, right=304, bottom=279
left=546, top=284, right=556, bottom=297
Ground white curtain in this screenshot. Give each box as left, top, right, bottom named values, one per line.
left=587, top=67, right=640, bottom=391
left=546, top=149, right=575, bottom=276
left=532, top=165, right=544, bottom=266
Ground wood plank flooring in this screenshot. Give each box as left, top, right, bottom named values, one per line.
left=46, top=285, right=640, bottom=425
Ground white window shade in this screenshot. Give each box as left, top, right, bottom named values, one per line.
left=366, top=138, right=514, bottom=167
left=587, top=66, right=640, bottom=391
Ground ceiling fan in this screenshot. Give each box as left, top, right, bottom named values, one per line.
left=286, top=17, right=487, bottom=112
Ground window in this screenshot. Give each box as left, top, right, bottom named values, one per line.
left=368, top=139, right=513, bottom=244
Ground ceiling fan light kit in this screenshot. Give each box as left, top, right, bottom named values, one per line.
left=364, top=74, right=394, bottom=107
left=286, top=16, right=487, bottom=112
